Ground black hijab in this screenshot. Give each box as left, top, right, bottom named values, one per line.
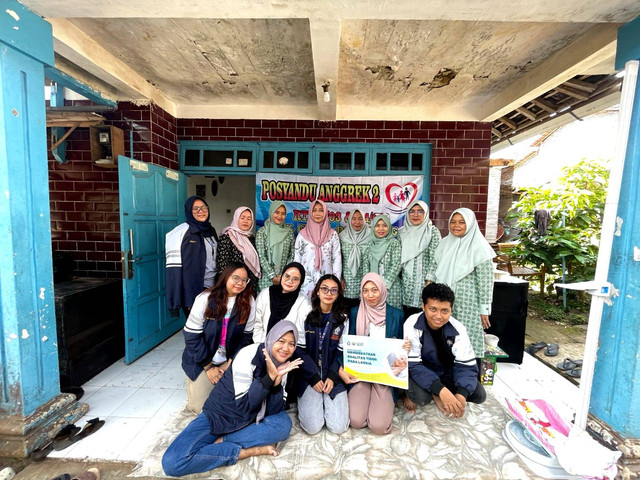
left=184, top=196, right=216, bottom=237
left=266, top=262, right=305, bottom=333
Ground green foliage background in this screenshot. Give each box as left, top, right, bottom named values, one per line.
left=506, top=159, right=610, bottom=287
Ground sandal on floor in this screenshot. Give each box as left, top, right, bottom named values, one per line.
left=54, top=418, right=105, bottom=451
left=526, top=341, right=547, bottom=355
left=30, top=441, right=54, bottom=461
left=50, top=475, right=71, bottom=480
left=557, top=358, right=582, bottom=371
left=544, top=343, right=559, bottom=357
left=52, top=424, right=81, bottom=451
left=567, top=366, right=582, bottom=378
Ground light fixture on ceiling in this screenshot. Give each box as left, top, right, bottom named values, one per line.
left=321, top=80, right=332, bottom=102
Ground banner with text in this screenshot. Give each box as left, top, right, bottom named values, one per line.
left=343, top=335, right=408, bottom=389
left=255, top=173, right=425, bottom=233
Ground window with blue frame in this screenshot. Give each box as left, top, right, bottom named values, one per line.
left=179, top=141, right=431, bottom=177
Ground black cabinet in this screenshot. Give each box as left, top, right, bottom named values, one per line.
left=55, top=278, right=125, bottom=388
left=487, top=279, right=529, bottom=364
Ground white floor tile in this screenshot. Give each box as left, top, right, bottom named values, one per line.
left=63, top=415, right=149, bottom=461
left=132, top=348, right=179, bottom=367
left=103, top=364, right=158, bottom=388
left=117, top=418, right=167, bottom=461
left=153, top=389, right=189, bottom=421
left=83, top=360, right=127, bottom=387
left=81, top=386, right=138, bottom=418
left=154, top=332, right=184, bottom=351
left=109, top=388, right=174, bottom=419
left=141, top=366, right=186, bottom=389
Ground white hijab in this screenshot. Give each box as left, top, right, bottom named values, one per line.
left=434, top=208, right=495, bottom=286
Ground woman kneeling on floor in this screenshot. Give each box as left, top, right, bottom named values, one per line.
left=296, top=274, right=350, bottom=435
left=162, top=321, right=310, bottom=477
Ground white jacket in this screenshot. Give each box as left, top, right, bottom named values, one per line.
left=252, top=288, right=312, bottom=343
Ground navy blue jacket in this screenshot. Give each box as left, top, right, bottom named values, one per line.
left=405, top=313, right=479, bottom=398
left=166, top=222, right=218, bottom=317
left=298, top=312, right=348, bottom=399
left=181, top=297, right=252, bottom=381
left=202, top=343, right=317, bottom=436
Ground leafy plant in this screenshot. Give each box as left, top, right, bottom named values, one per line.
left=506, top=159, right=610, bottom=289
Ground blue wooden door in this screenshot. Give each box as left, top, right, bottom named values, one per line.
left=118, top=156, right=187, bottom=363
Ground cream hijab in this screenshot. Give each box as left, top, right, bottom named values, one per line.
left=355, top=273, right=387, bottom=337
left=434, top=208, right=495, bottom=286
left=399, top=200, right=434, bottom=265
left=221, top=207, right=262, bottom=278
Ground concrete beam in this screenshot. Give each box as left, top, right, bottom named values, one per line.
left=21, top=0, right=640, bottom=23
left=474, top=24, right=618, bottom=122
left=48, top=18, right=176, bottom=115
left=309, top=19, right=341, bottom=121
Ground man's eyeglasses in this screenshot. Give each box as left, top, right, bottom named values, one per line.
left=192, top=206, right=209, bottom=213
left=319, top=286, right=339, bottom=295
left=231, top=275, right=250, bottom=285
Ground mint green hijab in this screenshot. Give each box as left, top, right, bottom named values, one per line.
left=264, top=201, right=289, bottom=271
left=369, top=214, right=393, bottom=274
left=339, top=209, right=370, bottom=276
left=434, top=208, right=495, bottom=286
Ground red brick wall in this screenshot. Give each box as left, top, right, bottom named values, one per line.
left=48, top=102, right=178, bottom=278
left=177, top=119, right=491, bottom=233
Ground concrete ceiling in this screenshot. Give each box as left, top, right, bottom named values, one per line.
left=19, top=0, right=640, bottom=121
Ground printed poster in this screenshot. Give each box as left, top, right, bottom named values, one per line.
left=255, top=173, right=425, bottom=233
left=343, top=335, right=408, bottom=389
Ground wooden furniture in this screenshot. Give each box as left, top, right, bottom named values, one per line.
left=494, top=253, right=546, bottom=295
left=55, top=278, right=124, bottom=389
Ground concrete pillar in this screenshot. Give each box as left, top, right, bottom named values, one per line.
left=0, top=1, right=86, bottom=456
left=589, top=14, right=640, bottom=474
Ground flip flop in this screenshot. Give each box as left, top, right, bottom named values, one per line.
left=557, top=358, right=583, bottom=371
left=567, top=366, right=582, bottom=378
left=52, top=424, right=81, bottom=450
left=526, top=341, right=547, bottom=355
left=544, top=343, right=559, bottom=357
left=50, top=475, right=71, bottom=480
left=54, top=418, right=105, bottom=451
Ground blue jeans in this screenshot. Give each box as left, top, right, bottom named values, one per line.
left=162, top=411, right=292, bottom=477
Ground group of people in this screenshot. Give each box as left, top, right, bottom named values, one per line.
left=162, top=195, right=496, bottom=476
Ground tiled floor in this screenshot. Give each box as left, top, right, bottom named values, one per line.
left=49, top=332, right=188, bottom=462
left=49, top=331, right=580, bottom=471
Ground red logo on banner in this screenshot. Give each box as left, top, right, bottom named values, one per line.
left=385, top=182, right=417, bottom=208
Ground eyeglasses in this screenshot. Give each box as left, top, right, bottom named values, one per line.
left=231, top=275, right=250, bottom=285
left=282, top=273, right=301, bottom=283
left=409, top=209, right=424, bottom=215
left=192, top=206, right=209, bottom=213
left=319, top=286, right=339, bottom=295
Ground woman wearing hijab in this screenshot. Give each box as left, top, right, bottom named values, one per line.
left=339, top=209, right=371, bottom=310
left=399, top=200, right=441, bottom=318
left=343, top=273, right=406, bottom=435
left=255, top=201, right=296, bottom=292
left=182, top=262, right=256, bottom=414
left=368, top=214, right=403, bottom=309
left=253, top=262, right=311, bottom=343
left=294, top=199, right=342, bottom=298
left=296, top=274, right=349, bottom=435
left=426, top=208, right=495, bottom=359
left=166, top=196, right=218, bottom=317
left=163, top=321, right=315, bottom=477
left=217, top=206, right=261, bottom=296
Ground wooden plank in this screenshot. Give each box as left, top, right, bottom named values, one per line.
left=516, top=107, right=537, bottom=121
left=563, top=78, right=597, bottom=92
left=554, top=85, right=590, bottom=101
left=491, top=127, right=503, bottom=138
left=490, top=158, right=513, bottom=166
left=499, top=116, right=517, bottom=130
left=530, top=97, right=557, bottom=113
